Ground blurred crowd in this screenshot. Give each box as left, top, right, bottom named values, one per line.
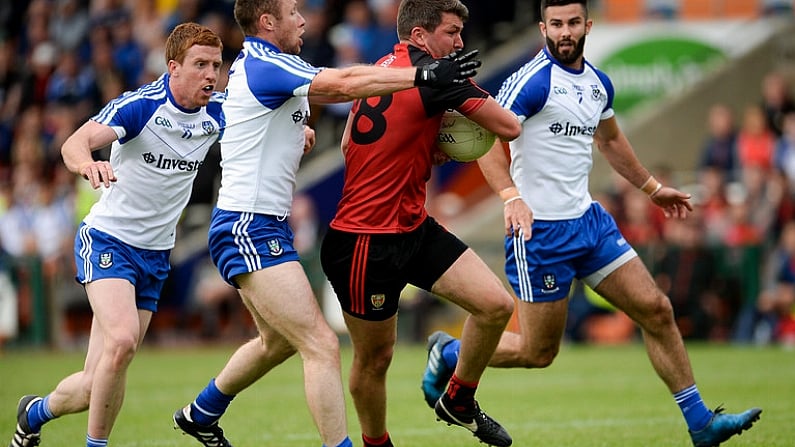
left=1, top=0, right=794, bottom=350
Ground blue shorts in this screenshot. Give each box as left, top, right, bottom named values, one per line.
left=74, top=224, right=171, bottom=312
left=209, top=208, right=300, bottom=288
left=505, top=202, right=636, bottom=303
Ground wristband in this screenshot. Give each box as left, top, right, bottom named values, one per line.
left=640, top=176, right=660, bottom=196
left=503, top=196, right=522, bottom=206
left=649, top=182, right=663, bottom=197
left=499, top=186, right=519, bottom=202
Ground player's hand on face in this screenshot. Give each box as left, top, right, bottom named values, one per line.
left=504, top=197, right=533, bottom=241
left=415, top=49, right=482, bottom=88
left=650, top=186, right=693, bottom=219
left=80, top=161, right=116, bottom=189
left=303, top=126, right=316, bottom=154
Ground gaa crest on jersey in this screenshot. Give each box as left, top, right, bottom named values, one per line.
left=202, top=120, right=215, bottom=135
left=370, top=293, right=386, bottom=309
left=591, top=85, right=601, bottom=101
left=99, top=252, right=113, bottom=269
left=267, top=239, right=284, bottom=256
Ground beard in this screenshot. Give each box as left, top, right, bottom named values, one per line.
left=546, top=34, right=586, bottom=66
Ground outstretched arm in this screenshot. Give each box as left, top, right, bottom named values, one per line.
left=308, top=50, right=481, bottom=103
left=594, top=116, right=692, bottom=219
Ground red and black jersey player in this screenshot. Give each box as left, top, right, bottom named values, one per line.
left=319, top=1, right=521, bottom=447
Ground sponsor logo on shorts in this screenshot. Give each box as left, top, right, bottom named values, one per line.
left=370, top=294, right=385, bottom=309
left=99, top=252, right=113, bottom=268
left=616, top=237, right=627, bottom=246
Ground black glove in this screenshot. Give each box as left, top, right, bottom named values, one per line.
left=414, top=49, right=481, bottom=88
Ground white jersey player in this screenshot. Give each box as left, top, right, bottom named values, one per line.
left=422, top=2, right=761, bottom=447
left=84, top=73, right=224, bottom=250
left=9, top=22, right=224, bottom=447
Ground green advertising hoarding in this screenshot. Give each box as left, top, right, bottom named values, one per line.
left=599, top=37, right=726, bottom=115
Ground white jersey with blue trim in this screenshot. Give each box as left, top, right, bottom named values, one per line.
left=84, top=73, right=224, bottom=250
left=216, top=37, right=321, bottom=216
left=496, top=48, right=615, bottom=220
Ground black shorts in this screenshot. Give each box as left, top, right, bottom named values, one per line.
left=320, top=217, right=468, bottom=321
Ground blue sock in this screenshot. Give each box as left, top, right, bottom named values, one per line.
left=27, top=395, right=55, bottom=432
left=86, top=435, right=108, bottom=447
left=323, top=436, right=353, bottom=447
left=441, top=339, right=461, bottom=370
left=190, top=378, right=235, bottom=426
left=674, top=384, right=713, bottom=431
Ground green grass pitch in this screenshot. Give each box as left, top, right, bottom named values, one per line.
left=1, top=342, right=793, bottom=446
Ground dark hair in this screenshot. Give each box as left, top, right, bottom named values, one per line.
left=540, top=0, right=588, bottom=20
left=234, top=0, right=280, bottom=36
left=396, top=0, right=469, bottom=40
left=165, top=22, right=223, bottom=64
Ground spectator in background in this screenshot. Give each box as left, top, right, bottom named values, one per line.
left=107, top=10, right=145, bottom=89
left=761, top=0, right=794, bottom=16
left=0, top=164, right=45, bottom=265
left=18, top=0, right=52, bottom=61
left=86, top=33, right=125, bottom=108
left=617, top=188, right=661, bottom=255
left=337, top=0, right=378, bottom=63
left=736, top=104, right=775, bottom=173
left=773, top=111, right=795, bottom=191
left=45, top=50, right=99, bottom=116
left=301, top=5, right=337, bottom=67
left=739, top=164, right=783, bottom=244
left=368, top=0, right=400, bottom=62
left=760, top=71, right=795, bottom=137
left=696, top=166, right=730, bottom=244
left=654, top=212, right=726, bottom=340
left=754, top=220, right=795, bottom=345
left=163, top=0, right=205, bottom=35
left=19, top=41, right=58, bottom=108
left=646, top=0, right=679, bottom=20
left=49, top=0, right=90, bottom=52
left=698, top=103, right=738, bottom=180
left=721, top=189, right=763, bottom=249
left=0, top=40, right=21, bottom=170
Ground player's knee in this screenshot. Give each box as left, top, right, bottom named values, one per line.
left=301, top=326, right=341, bottom=363
left=105, top=334, right=139, bottom=371
left=260, top=335, right=297, bottom=363
left=521, top=346, right=558, bottom=368
left=354, top=346, right=394, bottom=377
left=479, top=292, right=514, bottom=326
left=640, top=293, right=676, bottom=331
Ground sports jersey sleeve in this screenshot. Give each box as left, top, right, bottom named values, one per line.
left=496, top=60, right=551, bottom=123
left=92, top=80, right=164, bottom=143
left=590, top=64, right=616, bottom=120
left=244, top=51, right=321, bottom=109
left=207, top=93, right=225, bottom=140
